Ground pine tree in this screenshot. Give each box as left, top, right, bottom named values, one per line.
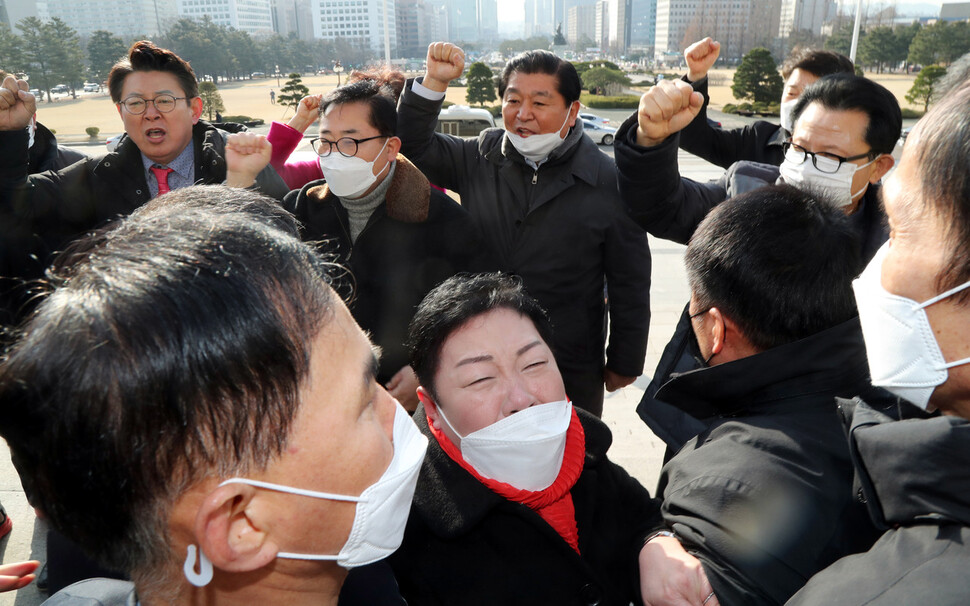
left=731, top=48, right=784, bottom=105
left=198, top=81, right=225, bottom=120
left=906, top=65, right=947, bottom=112
left=465, top=62, right=496, bottom=107
left=278, top=73, right=309, bottom=110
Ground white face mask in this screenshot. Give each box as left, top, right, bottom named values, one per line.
left=436, top=399, right=571, bottom=491
left=183, top=403, right=428, bottom=586
left=852, top=242, right=970, bottom=411
left=779, top=98, right=798, bottom=133
left=779, top=146, right=877, bottom=208
left=505, top=108, right=573, bottom=163
left=318, top=137, right=391, bottom=199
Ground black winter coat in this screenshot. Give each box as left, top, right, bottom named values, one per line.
left=28, top=122, right=87, bottom=173
left=786, top=398, right=970, bottom=606
left=282, top=156, right=485, bottom=384
left=397, top=79, right=651, bottom=378
left=0, top=122, right=288, bottom=325
left=653, top=318, right=883, bottom=606
left=614, top=118, right=888, bottom=264
left=678, top=75, right=786, bottom=168
left=389, top=405, right=662, bottom=606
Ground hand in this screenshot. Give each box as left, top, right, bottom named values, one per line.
left=387, top=365, right=420, bottom=412
left=225, top=132, right=272, bottom=188
left=604, top=368, right=636, bottom=392
left=288, top=94, right=323, bottom=134
left=0, top=561, right=40, bottom=593
left=423, top=42, right=465, bottom=93
left=635, top=80, right=704, bottom=147
left=639, top=536, right=720, bottom=606
left=0, top=75, right=35, bottom=131
left=684, top=38, right=721, bottom=83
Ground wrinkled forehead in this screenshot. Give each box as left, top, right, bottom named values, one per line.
left=505, top=71, right=566, bottom=104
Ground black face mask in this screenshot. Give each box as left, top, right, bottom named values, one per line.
left=686, top=325, right=714, bottom=368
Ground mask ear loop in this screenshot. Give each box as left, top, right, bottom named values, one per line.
left=183, top=544, right=214, bottom=587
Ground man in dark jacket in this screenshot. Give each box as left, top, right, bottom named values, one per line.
left=396, top=42, right=652, bottom=417
left=394, top=273, right=714, bottom=606
left=638, top=185, right=883, bottom=606
left=785, top=82, right=970, bottom=606
left=229, top=77, right=484, bottom=410
left=615, top=74, right=899, bottom=263
left=676, top=40, right=855, bottom=168
left=0, top=42, right=287, bottom=325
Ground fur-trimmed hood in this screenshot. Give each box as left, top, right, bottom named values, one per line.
left=304, top=153, right=432, bottom=223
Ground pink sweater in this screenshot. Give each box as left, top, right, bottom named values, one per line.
left=268, top=121, right=323, bottom=190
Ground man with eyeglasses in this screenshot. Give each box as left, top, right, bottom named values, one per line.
left=0, top=40, right=287, bottom=327
left=228, top=76, right=486, bottom=411
left=615, top=73, right=900, bottom=264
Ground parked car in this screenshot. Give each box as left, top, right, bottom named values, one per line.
left=435, top=105, right=496, bottom=138
left=106, top=133, right=124, bottom=152
left=83, top=82, right=99, bottom=92
left=29, top=88, right=42, bottom=98
left=251, top=71, right=265, bottom=78
left=582, top=120, right=616, bottom=145
left=579, top=112, right=610, bottom=126
left=51, top=84, right=69, bottom=94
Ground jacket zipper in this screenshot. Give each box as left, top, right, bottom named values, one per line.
left=532, top=168, right=538, bottom=185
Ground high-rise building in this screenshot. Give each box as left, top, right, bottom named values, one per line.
left=525, top=0, right=555, bottom=35
left=567, top=3, right=595, bottom=43
left=273, top=0, right=314, bottom=39
left=778, top=0, right=834, bottom=37
left=397, top=0, right=432, bottom=57
left=3, top=0, right=51, bottom=34
left=477, top=0, right=497, bottom=40
left=594, top=0, right=608, bottom=48
left=608, top=0, right=630, bottom=51
left=629, top=0, right=656, bottom=48
left=39, top=0, right=176, bottom=37
left=655, top=0, right=780, bottom=62
left=312, top=0, right=397, bottom=56
left=178, top=0, right=274, bottom=36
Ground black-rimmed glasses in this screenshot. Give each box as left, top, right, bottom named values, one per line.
left=120, top=94, right=188, bottom=115
left=311, top=135, right=388, bottom=158
left=782, top=140, right=874, bottom=174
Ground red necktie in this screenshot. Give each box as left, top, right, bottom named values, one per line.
left=151, top=166, right=174, bottom=196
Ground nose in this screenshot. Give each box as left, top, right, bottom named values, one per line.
left=143, top=100, right=162, bottom=119
left=377, top=386, right=398, bottom=441
left=502, top=374, right=537, bottom=417
left=516, top=101, right=534, bottom=123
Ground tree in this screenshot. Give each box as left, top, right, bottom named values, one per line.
left=573, top=33, right=596, bottom=53
left=198, top=81, right=225, bottom=120
left=859, top=26, right=896, bottom=73
left=47, top=18, right=85, bottom=97
left=465, top=61, right=496, bottom=107
left=824, top=21, right=856, bottom=56
left=0, top=24, right=25, bottom=75
left=277, top=73, right=309, bottom=111
left=905, top=65, right=947, bottom=111
left=905, top=21, right=969, bottom=66
left=581, top=66, right=632, bottom=95
left=87, top=30, right=127, bottom=84
left=732, top=48, right=783, bottom=104
left=18, top=17, right=62, bottom=102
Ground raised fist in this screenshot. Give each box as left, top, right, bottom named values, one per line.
left=0, top=75, right=36, bottom=132
left=288, top=93, right=324, bottom=134
left=225, top=132, right=272, bottom=188
left=423, top=42, right=465, bottom=93
left=684, top=37, right=721, bottom=83
left=635, top=79, right=704, bottom=148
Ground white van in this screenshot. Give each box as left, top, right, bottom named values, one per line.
left=436, top=105, right=496, bottom=137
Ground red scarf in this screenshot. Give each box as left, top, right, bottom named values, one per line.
left=427, top=407, right=586, bottom=553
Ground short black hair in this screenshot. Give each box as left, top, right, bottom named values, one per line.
left=319, top=78, right=397, bottom=136
left=781, top=48, right=855, bottom=80
left=686, top=184, right=860, bottom=351
left=791, top=74, right=902, bottom=155
left=108, top=40, right=199, bottom=103
left=498, top=50, right=581, bottom=105
left=0, top=186, right=336, bottom=584
left=908, top=82, right=970, bottom=302
left=408, top=273, right=554, bottom=397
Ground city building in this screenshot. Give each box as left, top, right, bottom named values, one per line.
left=311, top=0, right=397, bottom=56
left=940, top=1, right=970, bottom=21
left=178, top=0, right=274, bottom=36
left=30, top=0, right=176, bottom=37
left=655, top=0, right=781, bottom=63
left=594, top=0, right=608, bottom=48
left=567, top=3, right=595, bottom=43
left=629, top=0, right=656, bottom=49
left=273, top=0, right=314, bottom=39
left=778, top=0, right=835, bottom=38
left=608, top=0, right=631, bottom=51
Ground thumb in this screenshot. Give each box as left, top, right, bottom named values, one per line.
left=688, top=91, right=703, bottom=113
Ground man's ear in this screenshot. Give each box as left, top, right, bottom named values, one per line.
left=417, top=387, right=438, bottom=427
left=190, top=96, right=204, bottom=124
left=195, top=482, right=278, bottom=573
left=385, top=135, right=402, bottom=160
left=566, top=100, right=581, bottom=130
left=869, top=153, right=895, bottom=184
left=708, top=307, right=727, bottom=355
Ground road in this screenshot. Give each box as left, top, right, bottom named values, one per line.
left=2, top=115, right=725, bottom=606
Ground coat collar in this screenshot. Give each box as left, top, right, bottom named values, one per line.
left=478, top=124, right=601, bottom=189
left=656, top=316, right=872, bottom=418
left=304, top=154, right=431, bottom=223
left=843, top=398, right=970, bottom=528
left=410, top=404, right=611, bottom=539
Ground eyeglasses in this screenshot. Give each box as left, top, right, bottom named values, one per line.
left=311, top=135, right=387, bottom=158
left=120, top=94, right=188, bottom=115
left=782, top=140, right=874, bottom=174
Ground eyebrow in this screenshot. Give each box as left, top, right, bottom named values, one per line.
left=454, top=340, right=543, bottom=368
left=124, top=89, right=177, bottom=98
left=320, top=127, right=362, bottom=136
left=363, top=345, right=381, bottom=388
left=505, top=87, right=553, bottom=98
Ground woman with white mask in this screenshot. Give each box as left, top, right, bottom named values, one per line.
left=786, top=83, right=970, bottom=606
left=389, top=273, right=718, bottom=606
left=676, top=40, right=856, bottom=169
